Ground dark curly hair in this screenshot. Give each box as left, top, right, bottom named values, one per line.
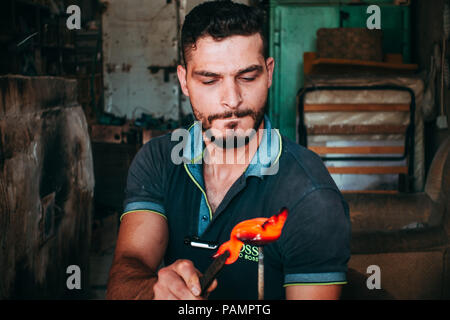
left=181, top=1, right=267, bottom=65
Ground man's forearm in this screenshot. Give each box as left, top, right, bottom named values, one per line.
left=106, top=256, right=158, bottom=300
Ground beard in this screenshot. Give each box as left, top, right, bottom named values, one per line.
left=192, top=104, right=267, bottom=149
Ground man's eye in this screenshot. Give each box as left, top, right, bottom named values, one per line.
left=241, top=77, right=255, bottom=82
left=202, top=80, right=216, bottom=85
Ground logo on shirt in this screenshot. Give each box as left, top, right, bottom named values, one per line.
left=239, top=244, right=260, bottom=262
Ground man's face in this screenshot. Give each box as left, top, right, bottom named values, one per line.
left=177, top=33, right=274, bottom=145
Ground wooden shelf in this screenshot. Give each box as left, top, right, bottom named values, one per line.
left=311, top=57, right=418, bottom=71
left=307, top=124, right=408, bottom=135
left=304, top=52, right=418, bottom=75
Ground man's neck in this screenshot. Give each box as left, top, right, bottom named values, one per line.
left=202, top=119, right=265, bottom=180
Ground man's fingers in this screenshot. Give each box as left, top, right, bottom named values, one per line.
left=174, top=260, right=202, bottom=297
left=158, top=267, right=202, bottom=300
left=167, top=275, right=202, bottom=300
left=153, top=274, right=180, bottom=300
left=157, top=259, right=217, bottom=299
left=154, top=285, right=178, bottom=300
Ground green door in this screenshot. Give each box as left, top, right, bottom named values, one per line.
left=269, top=4, right=340, bottom=140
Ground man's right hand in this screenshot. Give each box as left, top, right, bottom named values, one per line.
left=107, top=211, right=218, bottom=300
left=153, top=259, right=218, bottom=300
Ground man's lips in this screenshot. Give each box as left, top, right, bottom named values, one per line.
left=210, top=117, right=241, bottom=128
left=216, top=118, right=244, bottom=130
left=214, top=116, right=243, bottom=122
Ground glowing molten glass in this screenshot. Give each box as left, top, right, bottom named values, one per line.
left=213, top=207, right=288, bottom=264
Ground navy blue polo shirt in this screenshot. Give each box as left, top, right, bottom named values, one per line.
left=121, top=115, right=351, bottom=300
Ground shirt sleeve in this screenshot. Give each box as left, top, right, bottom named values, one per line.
left=279, top=188, right=351, bottom=286
left=121, top=140, right=167, bottom=221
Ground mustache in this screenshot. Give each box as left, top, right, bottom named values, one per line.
left=207, top=109, right=256, bottom=123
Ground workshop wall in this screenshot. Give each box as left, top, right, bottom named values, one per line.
left=101, top=0, right=251, bottom=122
left=0, top=75, right=94, bottom=299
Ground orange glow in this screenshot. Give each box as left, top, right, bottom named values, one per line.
left=213, top=207, right=288, bottom=264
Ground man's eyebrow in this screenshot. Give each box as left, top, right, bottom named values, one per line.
left=192, top=70, right=220, bottom=77
left=236, top=64, right=263, bottom=75
left=192, top=65, right=263, bottom=77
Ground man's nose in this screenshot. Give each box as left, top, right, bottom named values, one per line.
left=220, top=79, right=242, bottom=109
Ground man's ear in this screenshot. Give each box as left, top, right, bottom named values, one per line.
left=265, top=57, right=275, bottom=89
left=177, top=65, right=189, bottom=97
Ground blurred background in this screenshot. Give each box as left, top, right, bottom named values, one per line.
left=0, top=0, right=449, bottom=299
